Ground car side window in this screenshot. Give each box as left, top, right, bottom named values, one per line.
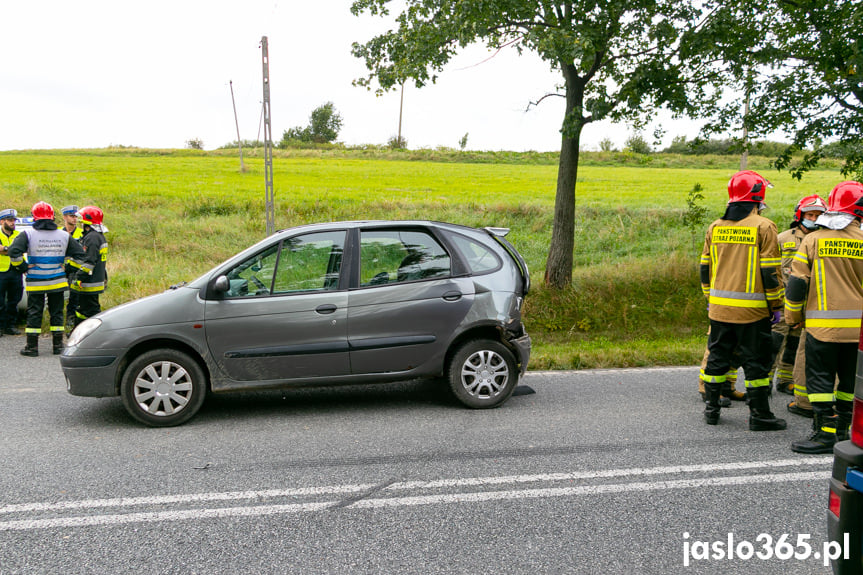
left=360, top=229, right=451, bottom=286
left=223, top=231, right=345, bottom=298
left=272, top=231, right=345, bottom=294
left=224, top=244, right=279, bottom=298
left=448, top=233, right=501, bottom=274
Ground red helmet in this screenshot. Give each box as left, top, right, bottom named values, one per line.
left=31, top=201, right=54, bottom=221
left=78, top=206, right=104, bottom=226
left=827, top=181, right=863, bottom=218
left=793, top=194, right=827, bottom=222
left=727, top=170, right=772, bottom=203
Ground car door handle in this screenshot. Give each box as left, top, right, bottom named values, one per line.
left=315, top=304, right=337, bottom=315
left=441, top=291, right=462, bottom=302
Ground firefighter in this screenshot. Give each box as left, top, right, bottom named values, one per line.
left=699, top=170, right=786, bottom=430
left=69, top=206, right=108, bottom=325
left=773, top=195, right=827, bottom=398
left=0, top=208, right=24, bottom=336
left=787, top=181, right=863, bottom=453
left=7, top=201, right=86, bottom=356
left=61, top=205, right=83, bottom=328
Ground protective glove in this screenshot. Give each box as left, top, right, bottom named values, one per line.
left=70, top=280, right=83, bottom=291
left=771, top=310, right=782, bottom=325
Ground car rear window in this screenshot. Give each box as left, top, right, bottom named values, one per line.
left=448, top=233, right=501, bottom=274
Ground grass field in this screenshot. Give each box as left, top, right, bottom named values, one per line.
left=0, top=148, right=848, bottom=369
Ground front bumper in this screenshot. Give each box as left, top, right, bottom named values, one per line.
left=829, top=440, right=863, bottom=574
left=60, top=346, right=121, bottom=397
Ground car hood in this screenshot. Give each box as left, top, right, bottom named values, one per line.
left=96, top=286, right=204, bottom=330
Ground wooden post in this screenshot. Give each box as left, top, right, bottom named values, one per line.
left=229, top=81, right=246, bottom=173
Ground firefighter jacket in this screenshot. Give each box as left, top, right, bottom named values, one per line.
left=785, top=224, right=863, bottom=343
left=700, top=207, right=783, bottom=324
left=777, top=226, right=808, bottom=284
left=70, top=228, right=108, bottom=294
left=64, top=226, right=83, bottom=276
left=0, top=228, right=21, bottom=273
left=8, top=220, right=87, bottom=293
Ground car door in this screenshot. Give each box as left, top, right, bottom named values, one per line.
left=347, top=227, right=474, bottom=375
left=204, top=230, right=350, bottom=383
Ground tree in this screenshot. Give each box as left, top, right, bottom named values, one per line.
left=700, top=0, right=863, bottom=179
left=351, top=1, right=724, bottom=288
left=281, top=102, right=344, bottom=145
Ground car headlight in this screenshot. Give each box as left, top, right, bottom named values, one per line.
left=67, top=318, right=102, bottom=347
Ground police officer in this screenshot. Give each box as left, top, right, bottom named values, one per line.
left=60, top=205, right=83, bottom=328
left=699, top=170, right=786, bottom=430
left=69, top=206, right=108, bottom=325
left=787, top=181, right=863, bottom=453
left=773, top=195, right=827, bottom=397
left=0, top=209, right=24, bottom=336
left=8, top=201, right=86, bottom=356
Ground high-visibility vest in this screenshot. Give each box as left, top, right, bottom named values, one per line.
left=0, top=229, right=20, bottom=273
left=20, top=228, right=71, bottom=292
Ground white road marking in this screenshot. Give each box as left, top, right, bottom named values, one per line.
left=0, top=484, right=376, bottom=515
left=352, top=471, right=828, bottom=509
left=0, top=458, right=832, bottom=531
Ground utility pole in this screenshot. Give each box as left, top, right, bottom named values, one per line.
left=229, top=80, right=246, bottom=173
left=397, top=82, right=404, bottom=148
left=740, top=69, right=751, bottom=171
left=261, top=36, right=275, bottom=236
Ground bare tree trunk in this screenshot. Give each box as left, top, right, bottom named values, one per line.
left=545, top=68, right=583, bottom=289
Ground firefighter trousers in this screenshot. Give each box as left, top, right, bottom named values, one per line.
left=703, top=318, right=773, bottom=389
left=804, top=333, right=856, bottom=419
left=25, top=291, right=65, bottom=334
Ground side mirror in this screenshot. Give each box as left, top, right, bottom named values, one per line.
left=213, top=275, right=230, bottom=294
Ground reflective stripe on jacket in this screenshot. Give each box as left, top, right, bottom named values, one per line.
left=699, top=208, right=783, bottom=324
left=785, top=225, right=863, bottom=342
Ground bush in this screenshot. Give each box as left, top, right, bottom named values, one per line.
left=387, top=135, right=408, bottom=150
left=624, top=133, right=652, bottom=154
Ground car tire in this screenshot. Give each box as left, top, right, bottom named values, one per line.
left=120, top=348, right=207, bottom=427
left=448, top=339, right=518, bottom=409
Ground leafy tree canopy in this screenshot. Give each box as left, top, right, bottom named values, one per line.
left=701, top=0, right=863, bottom=179
left=351, top=0, right=727, bottom=287
left=281, top=102, right=344, bottom=145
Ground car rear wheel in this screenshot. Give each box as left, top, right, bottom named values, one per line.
left=120, top=348, right=207, bottom=427
left=448, top=339, right=517, bottom=408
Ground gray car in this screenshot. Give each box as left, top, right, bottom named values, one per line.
left=61, top=221, right=531, bottom=426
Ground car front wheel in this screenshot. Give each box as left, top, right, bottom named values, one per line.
left=120, top=348, right=207, bottom=427
left=448, top=339, right=517, bottom=408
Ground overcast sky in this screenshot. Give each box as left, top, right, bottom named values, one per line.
left=0, top=1, right=708, bottom=153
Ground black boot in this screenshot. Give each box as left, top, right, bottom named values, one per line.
left=748, top=387, right=787, bottom=431
left=704, top=382, right=722, bottom=425
left=20, top=334, right=38, bottom=357
left=52, top=332, right=64, bottom=355
left=791, top=413, right=837, bottom=454
left=837, top=411, right=852, bottom=443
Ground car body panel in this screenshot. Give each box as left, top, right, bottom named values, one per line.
left=347, top=277, right=474, bottom=374
left=204, top=291, right=350, bottom=384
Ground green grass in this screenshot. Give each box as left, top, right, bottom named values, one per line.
left=0, top=148, right=848, bottom=369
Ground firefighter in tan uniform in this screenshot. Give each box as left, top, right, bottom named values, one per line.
left=773, top=195, right=827, bottom=413
left=699, top=170, right=786, bottom=430
left=786, top=181, right=863, bottom=453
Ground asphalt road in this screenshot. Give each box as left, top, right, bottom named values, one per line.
left=0, top=332, right=837, bottom=574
